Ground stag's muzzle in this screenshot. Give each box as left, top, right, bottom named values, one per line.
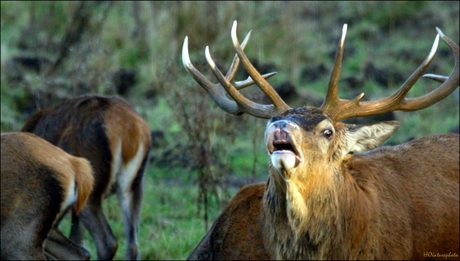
left=265, top=120, right=302, bottom=171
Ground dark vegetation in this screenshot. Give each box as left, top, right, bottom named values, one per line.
left=1, top=1, right=458, bottom=259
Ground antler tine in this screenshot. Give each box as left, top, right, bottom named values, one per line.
left=376, top=34, right=441, bottom=108
left=182, top=35, right=281, bottom=117
left=225, top=31, right=278, bottom=89
left=356, top=28, right=459, bottom=114
left=319, top=24, right=348, bottom=112
left=231, top=20, right=291, bottom=114
left=205, top=46, right=280, bottom=118
left=422, top=74, right=449, bottom=83
left=182, top=22, right=291, bottom=119
left=234, top=72, right=278, bottom=90
left=182, top=36, right=240, bottom=114
left=225, top=31, right=251, bottom=80
left=396, top=27, right=459, bottom=110
left=321, top=27, right=459, bottom=122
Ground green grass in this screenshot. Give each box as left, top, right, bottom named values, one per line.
left=58, top=166, right=238, bottom=260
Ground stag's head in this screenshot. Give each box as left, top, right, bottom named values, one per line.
left=182, top=21, right=459, bottom=180
left=263, top=106, right=401, bottom=182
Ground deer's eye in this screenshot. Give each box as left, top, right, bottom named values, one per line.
left=322, top=129, right=333, bottom=140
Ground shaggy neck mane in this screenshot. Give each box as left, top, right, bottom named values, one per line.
left=262, top=163, right=373, bottom=260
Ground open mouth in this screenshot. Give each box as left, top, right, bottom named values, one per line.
left=267, top=129, right=299, bottom=156
left=272, top=140, right=297, bottom=153
left=267, top=129, right=302, bottom=170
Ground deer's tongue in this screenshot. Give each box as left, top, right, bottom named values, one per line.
left=269, top=129, right=301, bottom=171
left=271, top=150, right=298, bottom=171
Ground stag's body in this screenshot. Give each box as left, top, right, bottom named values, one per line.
left=263, top=130, right=459, bottom=260
left=187, top=134, right=460, bottom=260
left=22, top=94, right=151, bottom=260
left=1, top=132, right=94, bottom=260
left=183, top=21, right=459, bottom=260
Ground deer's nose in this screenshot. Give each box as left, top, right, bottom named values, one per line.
left=274, top=128, right=288, bottom=142
left=273, top=120, right=290, bottom=129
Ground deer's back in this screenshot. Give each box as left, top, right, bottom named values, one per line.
left=22, top=95, right=151, bottom=193
left=345, top=133, right=459, bottom=259
left=187, top=182, right=270, bottom=260
left=1, top=132, right=92, bottom=260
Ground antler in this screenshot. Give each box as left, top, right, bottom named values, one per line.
left=182, top=20, right=291, bottom=119
left=319, top=25, right=459, bottom=122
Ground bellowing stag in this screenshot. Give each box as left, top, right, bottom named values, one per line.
left=1, top=132, right=94, bottom=260
left=22, top=95, right=151, bottom=260
left=183, top=21, right=459, bottom=260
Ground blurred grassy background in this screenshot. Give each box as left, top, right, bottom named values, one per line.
left=1, top=1, right=459, bottom=260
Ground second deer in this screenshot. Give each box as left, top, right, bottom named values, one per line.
left=22, top=95, right=151, bottom=260
left=1, top=132, right=94, bottom=260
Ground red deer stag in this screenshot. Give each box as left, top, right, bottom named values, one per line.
left=1, top=132, right=94, bottom=260
left=22, top=95, right=151, bottom=260
left=182, top=21, right=459, bottom=260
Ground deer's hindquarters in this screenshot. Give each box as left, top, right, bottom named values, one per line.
left=1, top=132, right=93, bottom=260
left=187, top=183, right=270, bottom=260
left=21, top=95, right=151, bottom=260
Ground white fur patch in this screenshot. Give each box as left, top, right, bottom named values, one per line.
left=117, top=143, right=145, bottom=228
left=107, top=140, right=123, bottom=196
left=117, top=143, right=145, bottom=194
left=61, top=175, right=77, bottom=212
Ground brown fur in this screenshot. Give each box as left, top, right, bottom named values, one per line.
left=69, top=157, right=95, bottom=214
left=103, top=99, right=151, bottom=165
left=187, top=133, right=459, bottom=260
left=1, top=132, right=93, bottom=260
left=4, top=132, right=94, bottom=214
left=44, top=228, right=90, bottom=260
left=21, top=94, right=151, bottom=260
left=183, top=22, right=459, bottom=261
left=263, top=133, right=459, bottom=260
left=188, top=183, right=270, bottom=260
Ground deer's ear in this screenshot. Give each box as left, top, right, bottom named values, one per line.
left=345, top=121, right=400, bottom=153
